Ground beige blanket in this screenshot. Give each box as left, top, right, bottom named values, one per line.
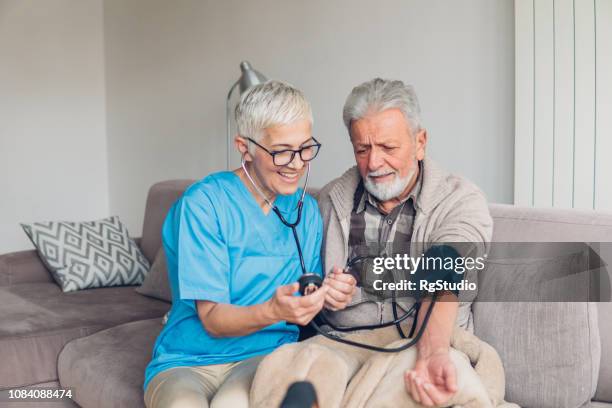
left=251, top=327, right=520, bottom=408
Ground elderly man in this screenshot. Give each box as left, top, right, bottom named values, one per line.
left=317, top=77, right=492, bottom=406
left=251, top=78, right=492, bottom=408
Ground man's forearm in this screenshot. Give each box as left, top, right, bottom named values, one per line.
left=414, top=291, right=458, bottom=357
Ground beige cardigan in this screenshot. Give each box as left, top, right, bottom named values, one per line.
left=316, top=157, right=493, bottom=330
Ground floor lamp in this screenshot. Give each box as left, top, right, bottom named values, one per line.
left=226, top=61, right=267, bottom=169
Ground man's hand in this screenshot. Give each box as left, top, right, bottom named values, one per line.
left=267, top=283, right=327, bottom=326
left=322, top=266, right=357, bottom=311
left=404, top=350, right=457, bottom=407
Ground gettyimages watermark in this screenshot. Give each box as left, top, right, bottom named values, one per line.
left=346, top=242, right=611, bottom=303
left=365, top=253, right=482, bottom=293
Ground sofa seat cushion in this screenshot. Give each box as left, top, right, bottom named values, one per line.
left=58, top=318, right=162, bottom=408
left=0, top=283, right=169, bottom=389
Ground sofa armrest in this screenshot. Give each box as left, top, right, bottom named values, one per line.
left=0, top=249, right=54, bottom=286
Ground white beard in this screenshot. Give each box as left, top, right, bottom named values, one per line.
left=363, top=165, right=417, bottom=202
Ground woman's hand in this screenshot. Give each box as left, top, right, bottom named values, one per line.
left=267, top=283, right=328, bottom=326
left=322, top=266, right=357, bottom=311
left=196, top=283, right=327, bottom=337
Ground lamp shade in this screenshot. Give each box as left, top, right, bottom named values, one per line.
left=238, top=61, right=267, bottom=93
left=226, top=61, right=268, bottom=169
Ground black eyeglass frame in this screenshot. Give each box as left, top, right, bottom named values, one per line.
left=246, top=137, right=322, bottom=166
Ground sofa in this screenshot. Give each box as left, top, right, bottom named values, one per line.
left=1, top=179, right=610, bottom=408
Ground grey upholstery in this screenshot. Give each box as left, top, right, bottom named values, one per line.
left=135, top=249, right=172, bottom=303
left=0, top=283, right=169, bottom=389
left=0, top=249, right=54, bottom=286
left=58, top=318, right=162, bottom=408
left=139, top=179, right=195, bottom=264
left=596, top=301, right=612, bottom=402
left=473, top=204, right=612, bottom=407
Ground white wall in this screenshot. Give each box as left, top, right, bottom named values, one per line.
left=0, top=0, right=109, bottom=253
left=104, top=0, right=515, bottom=237
left=0, top=0, right=515, bottom=252
left=515, top=0, right=612, bottom=210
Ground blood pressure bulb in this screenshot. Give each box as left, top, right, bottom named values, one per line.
left=298, top=273, right=323, bottom=296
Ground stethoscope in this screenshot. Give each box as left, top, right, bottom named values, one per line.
left=241, top=156, right=437, bottom=353
left=240, top=156, right=323, bottom=295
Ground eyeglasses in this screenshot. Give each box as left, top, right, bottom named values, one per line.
left=247, top=137, right=322, bottom=166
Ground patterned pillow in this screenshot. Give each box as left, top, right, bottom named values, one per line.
left=21, top=216, right=150, bottom=292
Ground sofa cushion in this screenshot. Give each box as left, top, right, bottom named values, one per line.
left=135, top=249, right=171, bottom=303
left=21, top=216, right=150, bottom=292
left=140, top=180, right=194, bottom=264
left=595, top=301, right=612, bottom=402
left=474, top=302, right=600, bottom=408
left=58, top=318, right=162, bottom=408
left=472, top=204, right=612, bottom=407
left=0, top=283, right=169, bottom=389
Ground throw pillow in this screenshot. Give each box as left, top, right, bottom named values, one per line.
left=473, top=248, right=601, bottom=408
left=136, top=248, right=172, bottom=303
left=21, top=216, right=150, bottom=292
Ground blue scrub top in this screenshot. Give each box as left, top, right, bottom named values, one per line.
left=144, top=171, right=323, bottom=389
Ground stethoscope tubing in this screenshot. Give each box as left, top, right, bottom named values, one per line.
left=311, top=293, right=437, bottom=353
left=240, top=155, right=309, bottom=217
left=317, top=301, right=416, bottom=332
left=240, top=154, right=434, bottom=352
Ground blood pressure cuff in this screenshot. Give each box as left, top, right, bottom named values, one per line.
left=412, top=244, right=463, bottom=298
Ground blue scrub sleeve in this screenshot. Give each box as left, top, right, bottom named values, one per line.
left=176, top=193, right=230, bottom=306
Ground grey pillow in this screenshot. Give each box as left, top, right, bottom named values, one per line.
left=21, top=216, right=150, bottom=292
left=473, top=253, right=601, bottom=408
left=136, top=249, right=171, bottom=303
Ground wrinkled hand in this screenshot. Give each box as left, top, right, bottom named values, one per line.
left=268, top=283, right=327, bottom=326
left=322, top=266, right=357, bottom=311
left=404, top=350, right=457, bottom=407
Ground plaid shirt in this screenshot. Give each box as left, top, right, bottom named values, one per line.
left=347, top=165, right=422, bottom=288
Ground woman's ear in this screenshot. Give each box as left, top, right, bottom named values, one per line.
left=235, top=135, right=253, bottom=161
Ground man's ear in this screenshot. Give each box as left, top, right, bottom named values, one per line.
left=234, top=135, right=253, bottom=161
left=415, top=129, right=428, bottom=161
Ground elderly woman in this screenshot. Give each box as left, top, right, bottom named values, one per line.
left=143, top=81, right=355, bottom=408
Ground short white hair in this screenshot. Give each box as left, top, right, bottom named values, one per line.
left=235, top=80, right=313, bottom=143
left=342, top=78, right=422, bottom=134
